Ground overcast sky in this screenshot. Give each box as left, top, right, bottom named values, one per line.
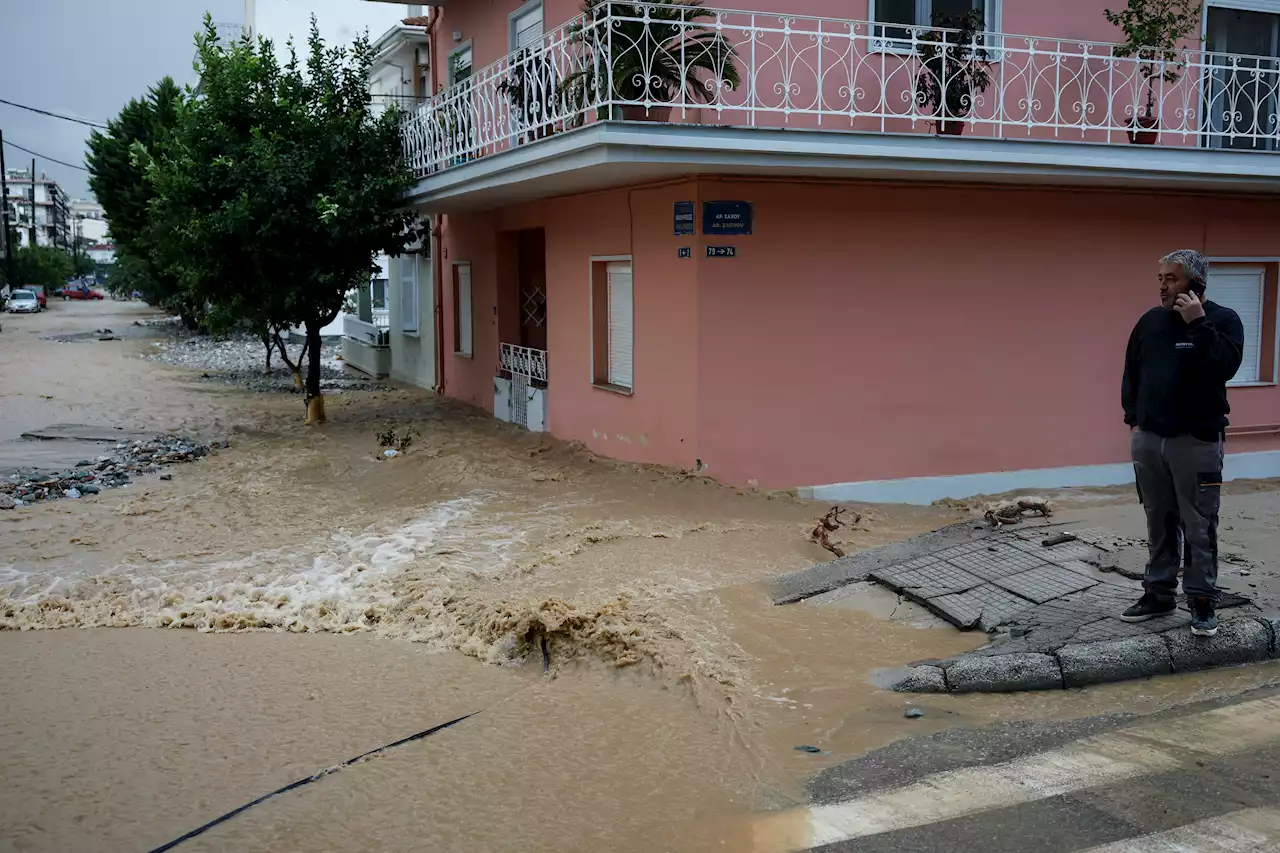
left=0, top=0, right=408, bottom=199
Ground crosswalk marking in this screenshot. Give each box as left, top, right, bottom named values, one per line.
left=1077, top=808, right=1280, bottom=852
left=751, top=697, right=1280, bottom=852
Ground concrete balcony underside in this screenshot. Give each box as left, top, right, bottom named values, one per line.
left=409, top=122, right=1280, bottom=213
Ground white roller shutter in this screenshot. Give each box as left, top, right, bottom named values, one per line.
left=399, top=257, right=419, bottom=334
left=606, top=262, right=633, bottom=389
left=1208, top=264, right=1265, bottom=384
left=513, top=3, right=544, bottom=49
left=456, top=263, right=473, bottom=356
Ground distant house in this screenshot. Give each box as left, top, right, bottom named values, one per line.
left=369, top=0, right=1280, bottom=501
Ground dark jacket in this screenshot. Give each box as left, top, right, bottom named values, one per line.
left=1121, top=301, right=1245, bottom=439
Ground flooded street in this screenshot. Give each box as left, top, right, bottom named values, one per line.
left=4, top=301, right=1280, bottom=853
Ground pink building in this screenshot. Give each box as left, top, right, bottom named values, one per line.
left=384, top=0, right=1280, bottom=502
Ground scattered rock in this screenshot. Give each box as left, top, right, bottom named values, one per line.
left=0, top=493, right=16, bottom=510
left=793, top=745, right=822, bottom=754
left=904, top=707, right=925, bottom=719
left=80, top=484, right=101, bottom=495
left=159, top=474, right=173, bottom=481
left=64, top=488, right=82, bottom=499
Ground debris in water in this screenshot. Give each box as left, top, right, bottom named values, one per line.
left=793, top=745, right=822, bottom=754
left=1042, top=532, right=1078, bottom=547
left=377, top=426, right=419, bottom=453
left=811, top=506, right=859, bottom=558
left=382, top=449, right=401, bottom=459
left=904, top=707, right=925, bottom=719
left=984, top=497, right=1053, bottom=528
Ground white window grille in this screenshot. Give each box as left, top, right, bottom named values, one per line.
left=399, top=257, right=419, bottom=335
left=1208, top=264, right=1267, bottom=385
left=606, top=262, right=633, bottom=390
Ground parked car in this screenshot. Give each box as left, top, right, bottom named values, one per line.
left=6, top=289, right=40, bottom=314
left=63, top=284, right=104, bottom=301
left=27, top=285, right=47, bottom=309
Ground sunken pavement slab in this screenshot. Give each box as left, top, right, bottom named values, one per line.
left=779, top=521, right=1274, bottom=693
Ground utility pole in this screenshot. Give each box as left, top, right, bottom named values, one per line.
left=0, top=129, right=16, bottom=289
left=28, top=158, right=36, bottom=249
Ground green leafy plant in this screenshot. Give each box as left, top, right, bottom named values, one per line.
left=560, top=0, right=741, bottom=119
left=376, top=426, right=419, bottom=452
left=497, top=47, right=562, bottom=136
left=1104, top=0, right=1202, bottom=119
left=914, top=9, right=993, bottom=134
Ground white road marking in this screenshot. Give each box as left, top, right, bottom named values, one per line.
left=1077, top=808, right=1280, bottom=852
left=752, top=697, right=1280, bottom=852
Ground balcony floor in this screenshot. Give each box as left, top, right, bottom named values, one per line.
left=409, top=122, right=1280, bottom=213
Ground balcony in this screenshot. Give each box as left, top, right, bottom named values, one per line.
left=401, top=5, right=1280, bottom=208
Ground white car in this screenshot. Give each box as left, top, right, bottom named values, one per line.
left=6, top=289, right=40, bottom=314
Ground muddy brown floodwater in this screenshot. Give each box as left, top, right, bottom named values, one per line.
left=4, top=301, right=1280, bottom=853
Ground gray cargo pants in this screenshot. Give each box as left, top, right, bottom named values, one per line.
left=1130, top=429, right=1224, bottom=603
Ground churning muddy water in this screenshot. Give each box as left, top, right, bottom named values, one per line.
left=4, top=303, right=1280, bottom=853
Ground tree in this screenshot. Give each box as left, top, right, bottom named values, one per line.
left=13, top=245, right=73, bottom=289
left=147, top=18, right=419, bottom=422
left=86, top=78, right=201, bottom=326
left=1104, top=0, right=1201, bottom=118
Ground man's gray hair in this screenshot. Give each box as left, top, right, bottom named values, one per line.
left=1161, top=249, right=1208, bottom=288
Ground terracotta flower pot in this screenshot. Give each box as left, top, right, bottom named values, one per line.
left=620, top=105, right=672, bottom=122
left=935, top=118, right=966, bottom=136
left=1128, top=114, right=1159, bottom=145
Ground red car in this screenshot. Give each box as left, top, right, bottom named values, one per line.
left=27, top=285, right=47, bottom=308
left=63, top=285, right=104, bottom=301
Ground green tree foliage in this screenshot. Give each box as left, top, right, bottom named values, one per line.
left=13, top=245, right=73, bottom=290
left=146, top=17, right=419, bottom=420
left=86, top=78, right=197, bottom=323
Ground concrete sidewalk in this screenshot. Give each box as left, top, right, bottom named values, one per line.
left=775, top=490, right=1280, bottom=692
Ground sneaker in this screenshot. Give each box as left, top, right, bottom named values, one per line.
left=1121, top=593, right=1177, bottom=623
left=1191, top=598, right=1219, bottom=637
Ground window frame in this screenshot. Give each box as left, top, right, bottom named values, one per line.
left=448, top=42, right=474, bottom=86
left=867, top=0, right=1003, bottom=55
left=397, top=258, right=419, bottom=336
left=452, top=261, right=474, bottom=358
left=589, top=254, right=635, bottom=395
left=1206, top=257, right=1280, bottom=388
left=508, top=0, right=545, bottom=52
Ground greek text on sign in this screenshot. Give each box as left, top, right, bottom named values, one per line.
left=706, top=246, right=736, bottom=258
left=703, top=201, right=752, bottom=235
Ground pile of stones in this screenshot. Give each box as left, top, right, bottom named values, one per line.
left=0, top=436, right=221, bottom=509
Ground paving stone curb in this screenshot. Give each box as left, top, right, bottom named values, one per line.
left=773, top=521, right=1063, bottom=605
left=885, top=615, right=1280, bottom=694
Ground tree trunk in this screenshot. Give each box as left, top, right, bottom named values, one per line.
left=304, top=320, right=325, bottom=424
left=261, top=327, right=274, bottom=375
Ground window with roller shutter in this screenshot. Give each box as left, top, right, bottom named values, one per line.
left=454, top=262, right=473, bottom=356
left=606, top=263, right=634, bottom=390
left=510, top=1, right=544, bottom=51
left=1207, top=264, right=1267, bottom=385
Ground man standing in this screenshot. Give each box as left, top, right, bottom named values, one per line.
left=1121, top=249, right=1244, bottom=637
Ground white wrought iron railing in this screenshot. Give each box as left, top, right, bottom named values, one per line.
left=371, top=307, right=390, bottom=329
left=500, top=342, right=549, bottom=382
left=402, top=5, right=1280, bottom=177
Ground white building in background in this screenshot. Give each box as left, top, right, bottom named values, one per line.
left=4, top=169, right=71, bottom=249
left=340, top=8, right=435, bottom=385
left=85, top=244, right=116, bottom=265
left=70, top=199, right=110, bottom=245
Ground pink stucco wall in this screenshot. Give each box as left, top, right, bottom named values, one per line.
left=693, top=181, right=1280, bottom=489
left=439, top=178, right=1280, bottom=490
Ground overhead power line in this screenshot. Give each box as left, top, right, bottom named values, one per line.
left=1, top=138, right=89, bottom=172
left=0, top=97, right=109, bottom=129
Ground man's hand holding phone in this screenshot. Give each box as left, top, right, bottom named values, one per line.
left=1173, top=289, right=1206, bottom=324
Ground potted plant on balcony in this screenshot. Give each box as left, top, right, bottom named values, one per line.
left=914, top=9, right=993, bottom=137
left=559, top=0, right=741, bottom=123
left=497, top=47, right=561, bottom=141
left=1104, top=0, right=1201, bottom=145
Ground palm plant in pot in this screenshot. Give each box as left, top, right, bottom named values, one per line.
left=559, top=0, right=741, bottom=122
left=914, top=9, right=993, bottom=136
left=497, top=47, right=562, bottom=141
left=1104, top=0, right=1201, bottom=144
